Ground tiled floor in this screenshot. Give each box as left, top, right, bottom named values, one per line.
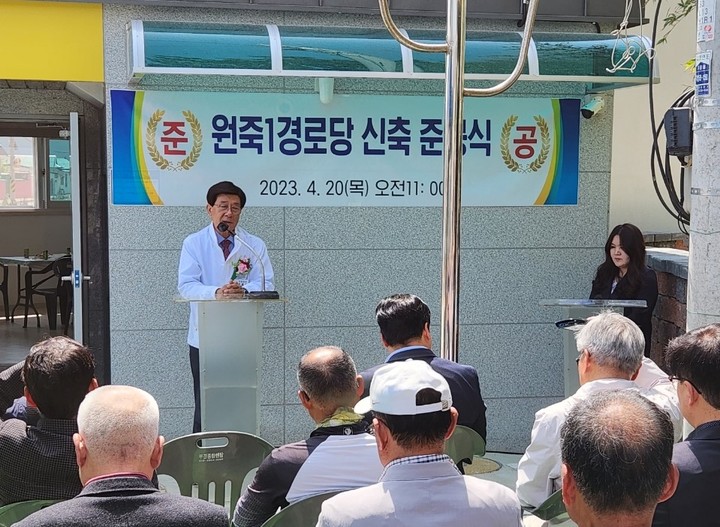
left=0, top=314, right=65, bottom=370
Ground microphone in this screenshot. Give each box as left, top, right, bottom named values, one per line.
left=218, top=222, right=279, bottom=299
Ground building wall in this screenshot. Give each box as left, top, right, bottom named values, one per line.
left=610, top=4, right=696, bottom=234
left=0, top=1, right=103, bottom=83
left=647, top=248, right=689, bottom=368
left=105, top=5, right=615, bottom=451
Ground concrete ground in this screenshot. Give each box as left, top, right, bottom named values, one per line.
left=470, top=452, right=577, bottom=527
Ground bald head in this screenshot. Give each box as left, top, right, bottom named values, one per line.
left=297, top=346, right=360, bottom=411
left=561, top=390, right=675, bottom=517
left=75, top=385, right=162, bottom=480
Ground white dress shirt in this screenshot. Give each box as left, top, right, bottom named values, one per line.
left=178, top=223, right=274, bottom=348
left=516, top=359, right=682, bottom=508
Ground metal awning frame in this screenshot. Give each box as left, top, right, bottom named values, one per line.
left=127, top=20, right=659, bottom=91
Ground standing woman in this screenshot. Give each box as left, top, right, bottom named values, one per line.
left=590, top=223, right=658, bottom=356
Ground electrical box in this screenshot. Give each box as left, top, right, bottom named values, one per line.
left=664, top=107, right=693, bottom=157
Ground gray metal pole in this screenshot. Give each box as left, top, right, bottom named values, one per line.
left=439, top=0, right=466, bottom=362
left=378, top=0, right=539, bottom=362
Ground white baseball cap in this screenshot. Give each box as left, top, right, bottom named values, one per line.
left=354, top=359, right=452, bottom=416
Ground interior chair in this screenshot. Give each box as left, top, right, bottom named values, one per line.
left=0, top=264, right=8, bottom=321
left=53, top=257, right=74, bottom=335
left=157, top=431, right=274, bottom=517
left=260, top=491, right=340, bottom=527
left=11, top=260, right=55, bottom=329
left=444, top=424, right=486, bottom=473
left=0, top=499, right=61, bottom=527
left=11, top=256, right=72, bottom=330
left=528, top=489, right=568, bottom=521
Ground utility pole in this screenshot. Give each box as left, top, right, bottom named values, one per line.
left=688, top=0, right=720, bottom=330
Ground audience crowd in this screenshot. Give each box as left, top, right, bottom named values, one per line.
left=1, top=295, right=716, bottom=527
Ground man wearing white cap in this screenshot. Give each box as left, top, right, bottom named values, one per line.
left=316, top=359, right=522, bottom=527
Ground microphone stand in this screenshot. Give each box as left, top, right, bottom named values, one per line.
left=218, top=222, right=279, bottom=299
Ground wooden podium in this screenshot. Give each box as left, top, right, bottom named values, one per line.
left=539, top=299, right=647, bottom=397
left=190, top=297, right=283, bottom=434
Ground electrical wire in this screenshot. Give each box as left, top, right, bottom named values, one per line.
left=648, top=0, right=691, bottom=227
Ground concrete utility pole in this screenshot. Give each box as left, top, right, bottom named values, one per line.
left=688, top=0, right=720, bottom=330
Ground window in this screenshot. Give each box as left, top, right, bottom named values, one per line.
left=0, top=135, right=71, bottom=211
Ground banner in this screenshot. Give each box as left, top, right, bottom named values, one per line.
left=110, top=89, right=579, bottom=206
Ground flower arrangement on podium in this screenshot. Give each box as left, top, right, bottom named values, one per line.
left=231, top=257, right=252, bottom=282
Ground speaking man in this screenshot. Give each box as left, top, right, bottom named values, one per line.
left=177, top=180, right=274, bottom=432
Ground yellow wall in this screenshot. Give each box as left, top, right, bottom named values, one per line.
left=1, top=0, right=103, bottom=82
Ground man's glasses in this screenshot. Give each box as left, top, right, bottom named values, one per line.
left=215, top=204, right=241, bottom=215
left=556, top=318, right=587, bottom=330
left=369, top=416, right=388, bottom=436
left=668, top=375, right=703, bottom=394
left=575, top=349, right=588, bottom=365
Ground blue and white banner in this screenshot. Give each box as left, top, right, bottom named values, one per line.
left=110, top=89, right=580, bottom=206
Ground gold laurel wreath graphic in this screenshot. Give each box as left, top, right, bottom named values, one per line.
left=528, top=115, right=551, bottom=173
left=146, top=110, right=170, bottom=170
left=180, top=110, right=203, bottom=170
left=145, top=109, right=203, bottom=171
left=500, top=115, right=520, bottom=172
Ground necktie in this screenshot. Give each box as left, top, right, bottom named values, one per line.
left=220, top=239, right=231, bottom=260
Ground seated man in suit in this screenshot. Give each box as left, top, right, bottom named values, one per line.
left=317, top=359, right=521, bottom=526
left=361, top=293, right=487, bottom=441
left=516, top=311, right=682, bottom=508
left=16, top=385, right=228, bottom=527
left=233, top=346, right=383, bottom=527
left=562, top=390, right=678, bottom=527
left=0, top=336, right=97, bottom=505
left=653, top=323, right=720, bottom=526
left=0, top=360, right=28, bottom=421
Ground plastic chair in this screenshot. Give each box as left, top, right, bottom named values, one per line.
left=158, top=431, right=274, bottom=516
left=444, top=424, right=486, bottom=471
left=529, top=489, right=568, bottom=521
left=0, top=499, right=61, bottom=527
left=0, top=264, right=9, bottom=321
left=260, top=491, right=340, bottom=527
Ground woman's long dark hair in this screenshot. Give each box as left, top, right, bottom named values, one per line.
left=592, top=223, right=646, bottom=298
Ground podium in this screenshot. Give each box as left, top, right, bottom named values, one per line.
left=179, top=296, right=283, bottom=434
left=539, top=299, right=647, bottom=397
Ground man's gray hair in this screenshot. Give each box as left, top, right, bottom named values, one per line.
left=575, top=311, right=644, bottom=375
left=77, top=385, right=159, bottom=463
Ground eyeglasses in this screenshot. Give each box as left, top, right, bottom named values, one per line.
left=575, top=349, right=588, bottom=365
left=556, top=318, right=587, bottom=330
left=214, top=204, right=242, bottom=215
left=369, top=417, right=388, bottom=436
left=668, top=375, right=703, bottom=394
